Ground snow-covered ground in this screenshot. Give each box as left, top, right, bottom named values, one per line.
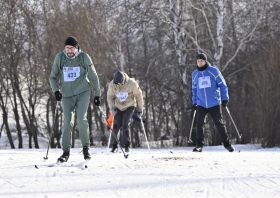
left=0, top=145, right=280, bottom=198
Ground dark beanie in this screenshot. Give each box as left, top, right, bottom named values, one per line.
left=197, top=53, right=207, bottom=61
left=65, top=36, right=78, bottom=48
left=113, top=71, right=126, bottom=85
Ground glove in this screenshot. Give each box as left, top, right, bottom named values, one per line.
left=137, top=108, right=143, bottom=118
left=55, top=91, right=62, bottom=101
left=94, top=96, right=100, bottom=106
left=193, top=104, right=197, bottom=111
left=222, top=100, right=229, bottom=107
left=111, top=108, right=117, bottom=117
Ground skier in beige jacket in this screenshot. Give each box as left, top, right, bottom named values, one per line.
left=107, top=71, right=144, bottom=153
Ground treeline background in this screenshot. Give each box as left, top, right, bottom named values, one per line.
left=1, top=0, right=280, bottom=149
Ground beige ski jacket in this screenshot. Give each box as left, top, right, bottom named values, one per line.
left=107, top=73, right=144, bottom=111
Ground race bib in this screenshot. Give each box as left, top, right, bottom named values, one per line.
left=116, top=92, right=128, bottom=102
left=198, top=76, right=211, bottom=89
left=63, top=67, right=80, bottom=82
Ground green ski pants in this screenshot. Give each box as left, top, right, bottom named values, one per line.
left=61, top=90, right=90, bottom=151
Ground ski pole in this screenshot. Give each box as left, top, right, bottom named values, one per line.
left=225, top=106, right=242, bottom=139
left=188, top=110, right=196, bottom=143
left=44, top=101, right=59, bottom=160
left=140, top=120, right=150, bottom=151
left=107, top=116, right=113, bottom=148
left=98, top=106, right=129, bottom=159
left=108, top=131, right=112, bottom=148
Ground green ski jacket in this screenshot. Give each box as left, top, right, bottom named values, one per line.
left=49, top=48, right=101, bottom=97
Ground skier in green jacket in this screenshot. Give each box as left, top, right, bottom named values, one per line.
left=49, top=36, right=101, bottom=162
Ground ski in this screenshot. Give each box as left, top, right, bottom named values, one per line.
left=35, top=161, right=61, bottom=169
left=35, top=159, right=90, bottom=169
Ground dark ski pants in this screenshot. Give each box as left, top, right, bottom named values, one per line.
left=109, top=131, right=124, bottom=148
left=196, top=105, right=230, bottom=147
left=112, top=106, right=135, bottom=147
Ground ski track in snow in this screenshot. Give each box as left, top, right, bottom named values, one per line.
left=0, top=145, right=280, bottom=198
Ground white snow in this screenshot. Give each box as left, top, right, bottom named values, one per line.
left=1, top=145, right=280, bottom=198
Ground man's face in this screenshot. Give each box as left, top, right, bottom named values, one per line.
left=197, top=59, right=206, bottom=68
left=65, top=45, right=77, bottom=57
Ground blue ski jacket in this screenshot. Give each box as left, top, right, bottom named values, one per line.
left=192, top=63, right=229, bottom=108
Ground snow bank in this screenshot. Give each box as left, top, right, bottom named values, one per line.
left=0, top=145, right=279, bottom=197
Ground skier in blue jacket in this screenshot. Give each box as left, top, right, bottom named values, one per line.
left=192, top=53, right=234, bottom=152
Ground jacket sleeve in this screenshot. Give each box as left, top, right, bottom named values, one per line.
left=132, top=81, right=144, bottom=110
left=107, top=82, right=115, bottom=110
left=84, top=54, right=101, bottom=97
left=192, top=72, right=198, bottom=105
left=216, top=71, right=229, bottom=101
left=49, top=53, right=61, bottom=93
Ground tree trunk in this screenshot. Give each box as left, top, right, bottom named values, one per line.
left=11, top=86, right=23, bottom=148
left=169, top=0, right=192, bottom=138
left=20, top=101, right=33, bottom=148
left=46, top=97, right=52, bottom=143
left=31, top=123, right=40, bottom=148
left=213, top=0, right=224, bottom=69
left=0, top=99, right=15, bottom=149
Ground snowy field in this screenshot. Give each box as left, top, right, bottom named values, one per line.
left=0, top=144, right=280, bottom=198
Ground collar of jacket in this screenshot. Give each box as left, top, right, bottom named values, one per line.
left=197, top=63, right=208, bottom=71
left=122, top=73, right=130, bottom=85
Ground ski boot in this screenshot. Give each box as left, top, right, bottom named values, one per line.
left=225, top=144, right=235, bottom=152
left=83, top=147, right=92, bottom=160
left=193, top=146, right=203, bottom=152
left=125, top=147, right=131, bottom=153
left=58, top=151, right=70, bottom=163
left=125, top=144, right=131, bottom=153
left=111, top=144, right=118, bottom=153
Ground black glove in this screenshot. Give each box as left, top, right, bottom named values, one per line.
left=193, top=104, right=197, bottom=111
left=222, top=100, right=229, bottom=107
left=55, top=91, right=62, bottom=101
left=94, top=96, right=100, bottom=106
left=137, top=108, right=143, bottom=118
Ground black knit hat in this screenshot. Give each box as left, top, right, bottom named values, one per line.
left=113, top=71, right=126, bottom=85
left=65, top=36, right=78, bottom=48
left=197, top=53, right=207, bottom=61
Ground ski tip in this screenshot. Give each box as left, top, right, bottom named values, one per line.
left=35, top=165, right=39, bottom=169
left=170, top=151, right=174, bottom=154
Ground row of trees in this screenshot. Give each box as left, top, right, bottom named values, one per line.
left=1, top=0, right=280, bottom=149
